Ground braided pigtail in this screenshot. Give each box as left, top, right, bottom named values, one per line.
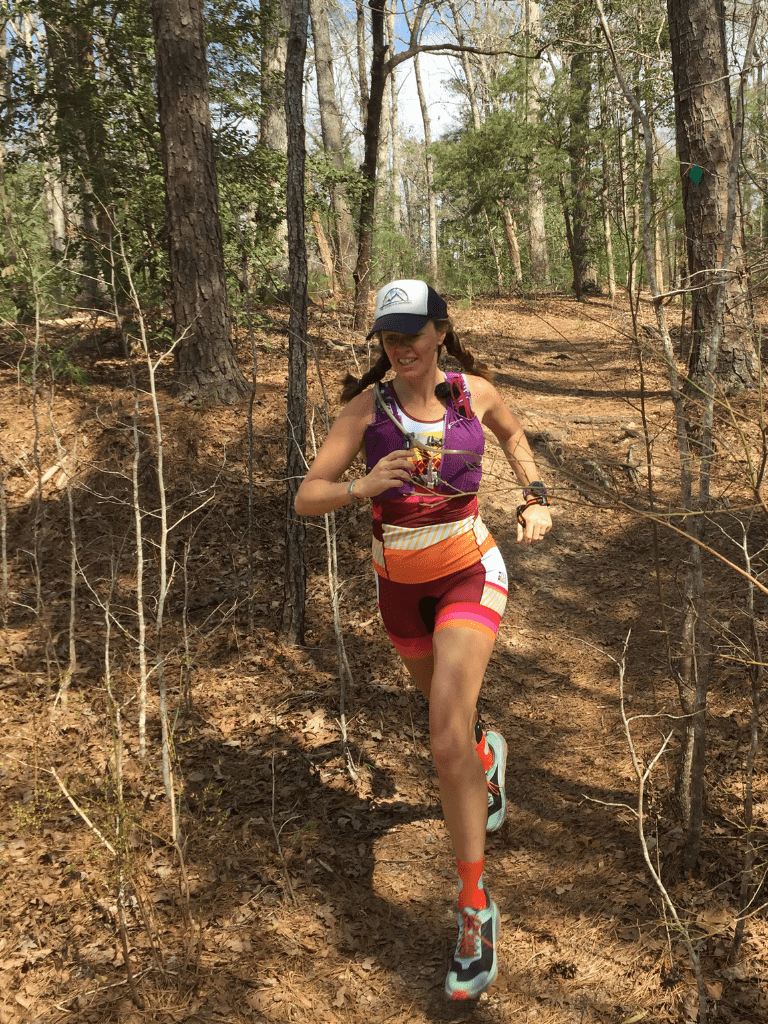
left=435, top=319, right=495, bottom=382
left=340, top=348, right=392, bottom=404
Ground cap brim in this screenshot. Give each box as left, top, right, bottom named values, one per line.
left=365, top=312, right=430, bottom=340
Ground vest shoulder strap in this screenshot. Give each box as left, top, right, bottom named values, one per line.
left=446, top=371, right=475, bottom=419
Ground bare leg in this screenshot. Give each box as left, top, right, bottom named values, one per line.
left=400, top=653, right=434, bottom=698
left=400, top=652, right=481, bottom=732
left=426, top=627, right=495, bottom=862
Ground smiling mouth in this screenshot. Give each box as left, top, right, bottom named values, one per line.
left=398, top=357, right=416, bottom=365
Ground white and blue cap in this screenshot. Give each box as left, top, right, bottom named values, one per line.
left=366, top=279, right=448, bottom=339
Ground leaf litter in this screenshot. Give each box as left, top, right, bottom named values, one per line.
left=0, top=294, right=767, bottom=1022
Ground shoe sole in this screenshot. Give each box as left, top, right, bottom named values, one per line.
left=486, top=733, right=508, bottom=833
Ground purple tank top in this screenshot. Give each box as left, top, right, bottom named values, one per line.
left=364, top=372, right=485, bottom=500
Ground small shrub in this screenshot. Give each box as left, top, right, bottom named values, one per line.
left=20, top=343, right=91, bottom=387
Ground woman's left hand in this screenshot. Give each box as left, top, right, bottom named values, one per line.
left=516, top=503, right=552, bottom=546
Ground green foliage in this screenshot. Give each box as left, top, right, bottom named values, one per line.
left=743, top=76, right=768, bottom=249
left=20, top=341, right=91, bottom=387
left=206, top=0, right=266, bottom=126
left=306, top=152, right=366, bottom=218
left=218, top=135, right=292, bottom=310
left=0, top=163, right=70, bottom=321
left=3, top=1, right=168, bottom=307
left=429, top=43, right=583, bottom=294
left=371, top=218, right=423, bottom=283
left=2, top=0, right=280, bottom=315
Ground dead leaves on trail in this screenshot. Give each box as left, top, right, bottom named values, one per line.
left=1, top=296, right=767, bottom=1023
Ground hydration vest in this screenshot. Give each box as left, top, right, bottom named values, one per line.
left=364, top=371, right=485, bottom=501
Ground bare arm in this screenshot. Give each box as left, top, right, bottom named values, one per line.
left=470, top=376, right=553, bottom=545
left=294, top=391, right=415, bottom=515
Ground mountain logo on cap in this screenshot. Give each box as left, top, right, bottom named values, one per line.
left=380, top=287, right=410, bottom=309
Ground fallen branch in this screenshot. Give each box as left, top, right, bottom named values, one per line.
left=50, top=766, right=116, bottom=856
left=23, top=459, right=68, bottom=500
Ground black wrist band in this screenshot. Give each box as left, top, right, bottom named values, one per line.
left=516, top=493, right=550, bottom=525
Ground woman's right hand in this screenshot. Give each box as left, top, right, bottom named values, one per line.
left=354, top=449, right=415, bottom=499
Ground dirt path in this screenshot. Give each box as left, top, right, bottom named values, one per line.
left=0, top=295, right=766, bottom=1023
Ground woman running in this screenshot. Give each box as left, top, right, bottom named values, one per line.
left=295, top=279, right=552, bottom=1000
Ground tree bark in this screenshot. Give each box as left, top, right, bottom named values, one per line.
left=448, top=0, right=507, bottom=293
left=376, top=29, right=391, bottom=205
left=668, top=0, right=758, bottom=389
left=413, top=53, right=438, bottom=280
left=484, top=208, right=504, bottom=295
left=352, top=0, right=386, bottom=330
left=524, top=0, right=549, bottom=288
left=448, top=0, right=481, bottom=129
left=281, top=0, right=309, bottom=643
left=260, top=0, right=292, bottom=285
left=44, top=161, right=68, bottom=254
left=39, top=0, right=109, bottom=304
left=355, top=0, right=369, bottom=129
left=0, top=22, right=12, bottom=263
left=499, top=203, right=523, bottom=287
left=568, top=42, right=599, bottom=296
left=598, top=73, right=616, bottom=302
left=309, top=0, right=356, bottom=288
left=311, top=206, right=336, bottom=287
left=675, top=538, right=710, bottom=875
left=387, top=1, right=402, bottom=231
left=152, top=0, right=249, bottom=403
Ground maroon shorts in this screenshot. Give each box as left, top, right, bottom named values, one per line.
left=375, top=546, right=508, bottom=659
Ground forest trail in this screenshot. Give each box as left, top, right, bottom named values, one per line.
left=0, top=294, right=766, bottom=1023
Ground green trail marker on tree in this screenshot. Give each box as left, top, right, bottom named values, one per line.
left=688, top=164, right=704, bottom=185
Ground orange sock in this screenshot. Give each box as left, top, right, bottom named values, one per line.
left=456, top=857, right=486, bottom=910
left=475, top=731, right=493, bottom=773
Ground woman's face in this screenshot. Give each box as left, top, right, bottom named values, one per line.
left=380, top=321, right=447, bottom=378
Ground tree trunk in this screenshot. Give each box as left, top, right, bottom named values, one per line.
left=352, top=0, right=386, bottom=330
left=376, top=39, right=391, bottom=203
left=499, top=202, right=523, bottom=287
left=602, top=177, right=616, bottom=302
left=386, top=0, right=402, bottom=230
left=355, top=0, right=369, bottom=129
left=668, top=0, right=758, bottom=389
left=281, top=0, right=309, bottom=643
left=568, top=43, right=599, bottom=296
left=413, top=53, right=438, bottom=280
left=39, top=0, right=109, bottom=304
left=484, top=209, right=503, bottom=295
left=558, top=173, right=579, bottom=298
left=311, top=206, right=336, bottom=288
left=260, top=0, right=290, bottom=153
left=759, top=65, right=768, bottom=250
left=675, top=537, right=710, bottom=875
left=648, top=110, right=665, bottom=294
left=524, top=0, right=549, bottom=288
left=309, top=0, right=356, bottom=288
left=152, top=0, right=249, bottom=403
left=0, top=23, right=11, bottom=263
left=260, top=0, right=291, bottom=286
left=629, top=112, right=641, bottom=294
left=449, top=0, right=482, bottom=129
left=449, top=0, right=507, bottom=290
left=44, top=161, right=68, bottom=254
left=599, top=77, right=615, bottom=302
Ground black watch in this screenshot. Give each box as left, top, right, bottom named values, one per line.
left=524, top=480, right=550, bottom=505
